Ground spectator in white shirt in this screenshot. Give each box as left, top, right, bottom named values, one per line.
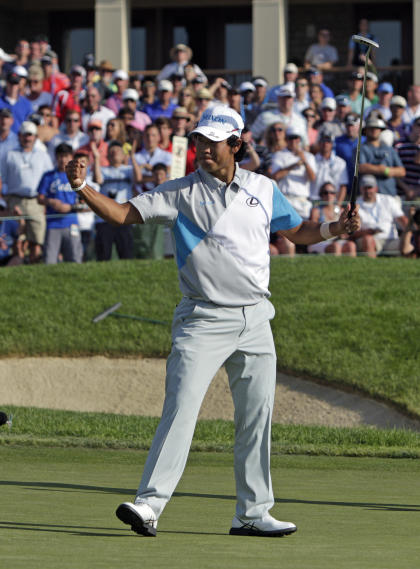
left=133, top=124, right=172, bottom=192
left=311, top=131, right=348, bottom=202
left=81, top=86, right=115, bottom=137
left=352, top=175, right=407, bottom=257
left=48, top=110, right=89, bottom=162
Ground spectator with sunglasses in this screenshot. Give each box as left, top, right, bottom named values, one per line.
left=48, top=110, right=89, bottom=163
left=302, top=107, right=319, bottom=149
left=293, top=78, right=310, bottom=115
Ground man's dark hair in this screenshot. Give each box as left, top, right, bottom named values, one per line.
left=108, top=140, right=123, bottom=149
left=55, top=143, right=73, bottom=156
left=227, top=135, right=247, bottom=162
left=152, top=162, right=168, bottom=173
left=154, top=117, right=171, bottom=128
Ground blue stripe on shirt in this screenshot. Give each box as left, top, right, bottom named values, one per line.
left=270, top=182, right=302, bottom=232
left=173, top=210, right=207, bottom=269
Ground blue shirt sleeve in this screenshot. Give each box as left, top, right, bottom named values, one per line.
left=37, top=171, right=52, bottom=196
left=270, top=182, right=302, bottom=232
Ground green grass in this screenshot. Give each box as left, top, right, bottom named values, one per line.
left=1, top=257, right=420, bottom=415
left=1, top=406, right=420, bottom=458
left=1, top=447, right=419, bottom=569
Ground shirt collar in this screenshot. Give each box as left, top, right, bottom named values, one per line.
left=197, top=163, right=242, bottom=191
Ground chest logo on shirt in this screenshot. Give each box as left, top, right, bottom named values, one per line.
left=246, top=197, right=260, bottom=207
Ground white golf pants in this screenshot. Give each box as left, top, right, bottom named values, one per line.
left=136, top=296, right=277, bottom=520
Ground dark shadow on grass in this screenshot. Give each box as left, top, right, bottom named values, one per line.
left=2, top=481, right=419, bottom=512
left=0, top=520, right=130, bottom=537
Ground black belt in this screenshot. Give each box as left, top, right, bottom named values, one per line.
left=7, top=194, right=37, bottom=199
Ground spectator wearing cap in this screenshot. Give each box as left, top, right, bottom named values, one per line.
left=139, top=78, right=157, bottom=110
left=311, top=131, right=348, bottom=202
left=365, top=72, right=379, bottom=104
left=343, top=70, right=372, bottom=115
left=143, top=80, right=177, bottom=122
left=402, top=85, right=420, bottom=126
left=306, top=67, right=334, bottom=99
left=395, top=116, right=420, bottom=201
left=81, top=86, right=115, bottom=137
left=293, top=77, right=310, bottom=115
left=364, top=82, right=393, bottom=122
left=307, top=181, right=356, bottom=256
left=251, top=85, right=307, bottom=145
left=105, top=69, right=129, bottom=115
left=53, top=65, right=86, bottom=124
left=133, top=123, right=172, bottom=192
left=171, top=107, right=197, bottom=173
left=41, top=53, right=70, bottom=96
left=24, top=66, right=53, bottom=112
left=48, top=110, right=89, bottom=163
left=316, top=97, right=344, bottom=144
left=335, top=113, right=365, bottom=195
left=78, top=119, right=109, bottom=167
left=12, top=65, right=28, bottom=96
left=95, top=60, right=115, bottom=101
left=2, top=120, right=53, bottom=262
left=266, top=63, right=298, bottom=104
left=37, top=143, right=82, bottom=264
left=121, top=88, right=151, bottom=131
left=194, top=87, right=214, bottom=121
left=359, top=116, right=405, bottom=198
left=271, top=125, right=316, bottom=220
left=157, top=43, right=207, bottom=85
left=347, top=19, right=377, bottom=67
left=92, top=140, right=142, bottom=261
left=189, top=73, right=207, bottom=94
left=335, top=95, right=352, bottom=125
left=387, top=96, right=409, bottom=143
left=0, top=71, right=33, bottom=133
left=352, top=175, right=407, bottom=257
left=304, top=29, right=338, bottom=71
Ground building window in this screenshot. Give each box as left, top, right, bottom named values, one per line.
left=225, top=23, right=252, bottom=70
left=69, top=28, right=94, bottom=67
left=130, top=27, right=147, bottom=70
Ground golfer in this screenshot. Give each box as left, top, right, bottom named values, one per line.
left=66, top=105, right=360, bottom=538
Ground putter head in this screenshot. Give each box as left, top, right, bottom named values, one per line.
left=352, top=34, right=379, bottom=49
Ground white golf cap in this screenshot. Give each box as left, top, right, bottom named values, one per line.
left=285, top=125, right=303, bottom=139
left=284, top=62, right=298, bottom=73
left=390, top=95, right=407, bottom=108
left=12, top=65, right=28, bottom=78
left=365, top=116, right=386, bottom=129
left=0, top=47, right=14, bottom=62
left=239, top=81, right=256, bottom=93
left=253, top=78, right=268, bottom=88
left=70, top=64, right=86, bottom=78
left=113, top=69, right=129, bottom=81
left=191, top=105, right=244, bottom=142
left=158, top=79, right=173, bottom=92
left=122, top=88, right=139, bottom=101
left=275, top=85, right=294, bottom=98
left=360, top=175, right=377, bottom=188
left=321, top=97, right=337, bottom=110
left=19, top=121, right=37, bottom=135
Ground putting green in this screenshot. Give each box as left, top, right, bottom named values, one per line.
left=1, top=448, right=419, bottom=569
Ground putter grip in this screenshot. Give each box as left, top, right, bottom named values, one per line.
left=348, top=175, right=358, bottom=218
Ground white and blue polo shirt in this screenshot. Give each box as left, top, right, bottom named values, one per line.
left=130, top=164, right=302, bottom=306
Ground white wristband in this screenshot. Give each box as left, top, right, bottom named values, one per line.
left=71, top=180, right=87, bottom=192
left=320, top=222, right=334, bottom=240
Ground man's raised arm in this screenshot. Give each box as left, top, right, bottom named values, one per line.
left=65, top=158, right=143, bottom=226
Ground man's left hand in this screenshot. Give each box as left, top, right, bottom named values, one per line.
left=336, top=204, right=361, bottom=235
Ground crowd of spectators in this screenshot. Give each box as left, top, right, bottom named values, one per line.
left=1, top=22, right=419, bottom=266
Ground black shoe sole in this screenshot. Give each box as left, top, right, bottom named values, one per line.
left=116, top=504, right=157, bottom=537
left=229, top=526, right=297, bottom=537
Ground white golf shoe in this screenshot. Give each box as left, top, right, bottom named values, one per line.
left=229, top=514, right=297, bottom=537
left=116, top=501, right=158, bottom=537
